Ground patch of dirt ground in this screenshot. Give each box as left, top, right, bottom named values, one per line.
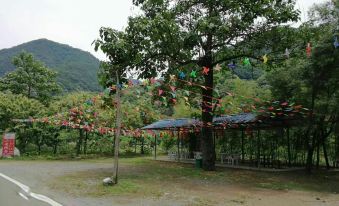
left=0, top=158, right=338, bottom=206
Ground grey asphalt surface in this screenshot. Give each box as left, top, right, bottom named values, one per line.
left=0, top=160, right=115, bottom=206
left=0, top=176, right=50, bottom=206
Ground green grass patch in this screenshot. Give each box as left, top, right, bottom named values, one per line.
left=48, top=157, right=339, bottom=199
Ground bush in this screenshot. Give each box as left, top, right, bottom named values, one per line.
left=160, top=133, right=176, bottom=152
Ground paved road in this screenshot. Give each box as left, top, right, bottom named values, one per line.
left=0, top=160, right=114, bottom=206
left=0, top=173, right=62, bottom=206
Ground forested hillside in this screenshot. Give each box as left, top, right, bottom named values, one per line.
left=0, top=39, right=101, bottom=91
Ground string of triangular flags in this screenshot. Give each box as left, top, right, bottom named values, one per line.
left=107, top=76, right=262, bottom=115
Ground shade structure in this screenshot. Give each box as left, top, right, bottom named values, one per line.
left=214, top=113, right=257, bottom=125
left=141, top=113, right=304, bottom=131
left=141, top=118, right=202, bottom=131
left=214, top=112, right=303, bottom=130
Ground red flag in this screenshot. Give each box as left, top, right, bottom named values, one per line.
left=202, top=66, right=210, bottom=75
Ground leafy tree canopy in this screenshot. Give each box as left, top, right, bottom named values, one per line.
left=0, top=51, right=62, bottom=105
left=94, top=0, right=300, bottom=170
left=0, top=92, right=45, bottom=131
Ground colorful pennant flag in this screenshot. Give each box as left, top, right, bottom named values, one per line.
left=190, top=70, right=197, bottom=78
left=306, top=43, right=312, bottom=57
left=184, top=97, right=190, bottom=106
left=128, top=80, right=134, bottom=87
left=243, top=58, right=251, bottom=66
left=202, top=67, right=210, bottom=75
left=179, top=71, right=186, bottom=79
left=150, top=78, right=157, bottom=84
left=170, top=75, right=176, bottom=82
left=170, top=86, right=176, bottom=92
left=171, top=98, right=177, bottom=104
left=110, top=85, right=117, bottom=91
left=228, top=62, right=236, bottom=70
left=214, top=64, right=222, bottom=72
left=201, top=86, right=207, bottom=90
left=158, top=89, right=164, bottom=96
left=262, top=54, right=268, bottom=64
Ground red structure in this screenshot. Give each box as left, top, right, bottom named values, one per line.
left=2, top=133, right=15, bottom=157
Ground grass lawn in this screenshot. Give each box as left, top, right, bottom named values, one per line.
left=48, top=157, right=339, bottom=202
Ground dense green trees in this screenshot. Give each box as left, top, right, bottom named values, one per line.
left=0, top=39, right=101, bottom=91
left=266, top=0, right=339, bottom=171
left=0, top=92, right=46, bottom=153
left=0, top=51, right=61, bottom=104
left=0, top=0, right=337, bottom=174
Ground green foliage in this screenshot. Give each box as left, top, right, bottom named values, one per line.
left=0, top=92, right=45, bottom=130
left=214, top=69, right=271, bottom=115
left=94, top=0, right=300, bottom=170
left=172, top=100, right=200, bottom=118
left=264, top=0, right=339, bottom=171
left=94, top=0, right=300, bottom=94
left=0, top=51, right=61, bottom=104
left=0, top=92, right=48, bottom=153
left=160, top=133, right=176, bottom=152
left=0, top=39, right=101, bottom=92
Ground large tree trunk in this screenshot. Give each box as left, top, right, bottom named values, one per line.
left=201, top=53, right=216, bottom=171
left=201, top=127, right=215, bottom=170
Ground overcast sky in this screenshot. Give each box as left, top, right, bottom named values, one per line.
left=0, top=0, right=327, bottom=60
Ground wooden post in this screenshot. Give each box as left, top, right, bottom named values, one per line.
left=177, top=130, right=180, bottom=162
left=154, top=134, right=157, bottom=160
left=213, top=131, right=216, bottom=157
left=241, top=130, right=245, bottom=161
left=287, top=127, right=291, bottom=167
left=257, top=130, right=261, bottom=168
left=141, top=136, right=145, bottom=154
left=250, top=131, right=253, bottom=162
left=112, top=71, right=122, bottom=185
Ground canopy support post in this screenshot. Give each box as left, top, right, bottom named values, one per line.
left=241, top=129, right=245, bottom=161
left=287, top=127, right=291, bottom=167
left=154, top=134, right=157, bottom=160
left=177, top=129, right=180, bottom=162
left=257, top=129, right=261, bottom=168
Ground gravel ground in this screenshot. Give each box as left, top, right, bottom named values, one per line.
left=0, top=159, right=339, bottom=206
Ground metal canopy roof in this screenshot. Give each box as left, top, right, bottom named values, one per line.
left=213, top=113, right=257, bottom=125
left=141, top=113, right=302, bottom=131
left=141, top=118, right=201, bottom=130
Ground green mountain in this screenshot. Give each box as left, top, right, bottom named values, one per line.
left=0, top=39, right=101, bottom=92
